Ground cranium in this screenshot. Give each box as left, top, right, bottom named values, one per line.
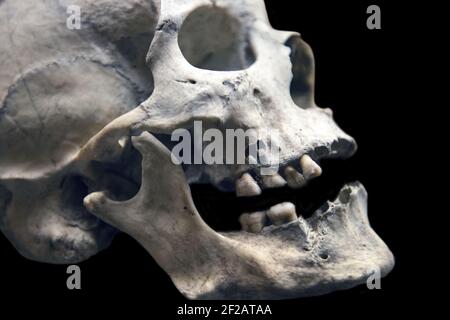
left=0, top=0, right=159, bottom=262
left=0, top=0, right=394, bottom=299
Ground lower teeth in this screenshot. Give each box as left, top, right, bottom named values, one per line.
left=239, top=202, right=298, bottom=233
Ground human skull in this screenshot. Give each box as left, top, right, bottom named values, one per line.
left=0, top=0, right=160, bottom=262
left=0, top=0, right=394, bottom=299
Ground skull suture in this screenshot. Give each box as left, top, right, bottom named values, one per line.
left=0, top=0, right=394, bottom=299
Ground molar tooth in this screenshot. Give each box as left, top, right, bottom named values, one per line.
left=262, top=173, right=287, bottom=188
left=235, top=173, right=262, bottom=197
left=267, top=202, right=297, bottom=226
left=300, top=155, right=322, bottom=180
left=247, top=211, right=267, bottom=233
left=284, top=166, right=306, bottom=189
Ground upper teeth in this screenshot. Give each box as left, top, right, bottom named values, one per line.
left=284, top=166, right=306, bottom=189
left=262, top=173, right=287, bottom=188
left=235, top=173, right=262, bottom=197
left=235, top=155, right=322, bottom=234
left=300, top=155, right=322, bottom=180
left=235, top=155, right=322, bottom=196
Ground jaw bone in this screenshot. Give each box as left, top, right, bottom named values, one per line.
left=84, top=131, right=394, bottom=300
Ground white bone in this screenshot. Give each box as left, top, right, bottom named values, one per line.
left=0, top=0, right=393, bottom=300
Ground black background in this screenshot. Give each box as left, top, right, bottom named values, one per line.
left=1, top=0, right=423, bottom=317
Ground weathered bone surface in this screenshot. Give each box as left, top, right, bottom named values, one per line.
left=0, top=0, right=159, bottom=263
left=85, top=132, right=394, bottom=299
left=0, top=0, right=394, bottom=299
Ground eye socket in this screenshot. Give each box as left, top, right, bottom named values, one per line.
left=285, top=36, right=315, bottom=109
left=178, top=5, right=256, bottom=71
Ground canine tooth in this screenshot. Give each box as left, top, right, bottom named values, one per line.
left=300, top=155, right=322, bottom=180
left=236, top=173, right=262, bottom=197
left=267, top=202, right=297, bottom=226
left=284, top=167, right=306, bottom=189
left=247, top=211, right=267, bottom=233
left=262, top=173, right=287, bottom=188
left=239, top=213, right=250, bottom=232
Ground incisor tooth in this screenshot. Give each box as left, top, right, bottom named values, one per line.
left=236, top=173, right=262, bottom=197
left=284, top=167, right=306, bottom=189
left=267, top=202, right=297, bottom=226
left=300, top=155, right=322, bottom=180
left=262, top=173, right=287, bottom=188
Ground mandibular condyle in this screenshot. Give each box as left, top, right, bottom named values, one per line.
left=0, top=0, right=393, bottom=299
